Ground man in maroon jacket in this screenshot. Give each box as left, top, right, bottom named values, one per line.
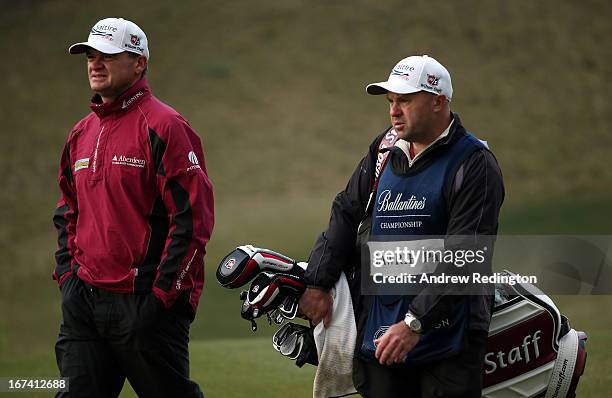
left=53, top=17, right=214, bottom=397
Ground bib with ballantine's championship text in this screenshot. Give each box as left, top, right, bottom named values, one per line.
left=361, top=132, right=485, bottom=365
left=371, top=133, right=484, bottom=236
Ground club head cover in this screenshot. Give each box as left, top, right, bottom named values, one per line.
left=247, top=272, right=305, bottom=311
left=216, top=245, right=305, bottom=288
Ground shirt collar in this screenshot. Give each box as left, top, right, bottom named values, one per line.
left=396, top=118, right=454, bottom=164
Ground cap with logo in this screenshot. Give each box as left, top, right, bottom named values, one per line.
left=69, top=17, right=149, bottom=59
left=366, top=55, right=452, bottom=101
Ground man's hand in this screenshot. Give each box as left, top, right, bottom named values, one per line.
left=298, top=287, right=333, bottom=327
left=374, top=321, right=420, bottom=365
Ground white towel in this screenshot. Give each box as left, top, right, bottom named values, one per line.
left=313, top=272, right=358, bottom=398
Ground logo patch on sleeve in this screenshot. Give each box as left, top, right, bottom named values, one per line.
left=187, top=151, right=201, bottom=171
left=74, top=158, right=90, bottom=172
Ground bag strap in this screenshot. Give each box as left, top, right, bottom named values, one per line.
left=361, top=128, right=400, bottom=224
left=352, top=128, right=400, bottom=285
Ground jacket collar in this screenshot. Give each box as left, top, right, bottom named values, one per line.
left=396, top=118, right=455, bottom=164
left=400, top=112, right=465, bottom=152
left=387, top=112, right=467, bottom=172
left=89, top=78, right=151, bottom=119
left=383, top=113, right=465, bottom=154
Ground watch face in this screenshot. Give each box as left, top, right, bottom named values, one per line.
left=405, top=314, right=421, bottom=332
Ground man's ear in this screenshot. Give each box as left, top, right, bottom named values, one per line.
left=135, top=56, right=148, bottom=76
left=432, top=95, right=448, bottom=113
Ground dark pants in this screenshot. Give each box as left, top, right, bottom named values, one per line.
left=55, top=274, right=204, bottom=398
left=353, top=330, right=488, bottom=398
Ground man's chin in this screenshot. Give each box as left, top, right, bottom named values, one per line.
left=395, top=129, right=410, bottom=140
left=392, top=124, right=407, bottom=136
left=89, top=82, right=109, bottom=93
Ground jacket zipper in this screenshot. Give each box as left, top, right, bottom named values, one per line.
left=92, top=126, right=105, bottom=173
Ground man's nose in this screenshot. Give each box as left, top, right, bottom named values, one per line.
left=89, top=56, right=103, bottom=69
left=389, top=102, right=402, bottom=116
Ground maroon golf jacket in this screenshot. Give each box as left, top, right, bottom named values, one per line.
left=53, top=78, right=214, bottom=313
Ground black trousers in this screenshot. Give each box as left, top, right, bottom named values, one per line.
left=55, top=274, right=204, bottom=398
left=353, top=330, right=488, bottom=398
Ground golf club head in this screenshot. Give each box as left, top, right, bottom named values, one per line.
left=272, top=322, right=318, bottom=367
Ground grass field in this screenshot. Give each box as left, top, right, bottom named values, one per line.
left=0, top=337, right=317, bottom=398
left=1, top=0, right=611, bottom=396
left=1, top=283, right=612, bottom=398
left=2, top=331, right=611, bottom=398
left=1, top=196, right=611, bottom=397
left=2, top=283, right=612, bottom=398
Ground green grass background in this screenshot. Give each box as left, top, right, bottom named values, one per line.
left=1, top=0, right=611, bottom=396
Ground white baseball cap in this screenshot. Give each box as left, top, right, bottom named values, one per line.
left=69, top=17, right=149, bottom=59
left=366, top=55, right=452, bottom=100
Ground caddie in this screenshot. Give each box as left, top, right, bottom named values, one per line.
left=299, top=55, right=504, bottom=397
left=53, top=17, right=214, bottom=398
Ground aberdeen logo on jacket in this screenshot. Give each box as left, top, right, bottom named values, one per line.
left=112, top=154, right=146, bottom=168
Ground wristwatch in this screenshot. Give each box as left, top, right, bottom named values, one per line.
left=404, top=312, right=423, bottom=334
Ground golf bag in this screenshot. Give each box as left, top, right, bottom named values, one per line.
left=216, top=246, right=587, bottom=397
left=482, top=271, right=587, bottom=398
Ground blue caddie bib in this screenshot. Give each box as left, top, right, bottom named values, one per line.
left=360, top=132, right=485, bottom=365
